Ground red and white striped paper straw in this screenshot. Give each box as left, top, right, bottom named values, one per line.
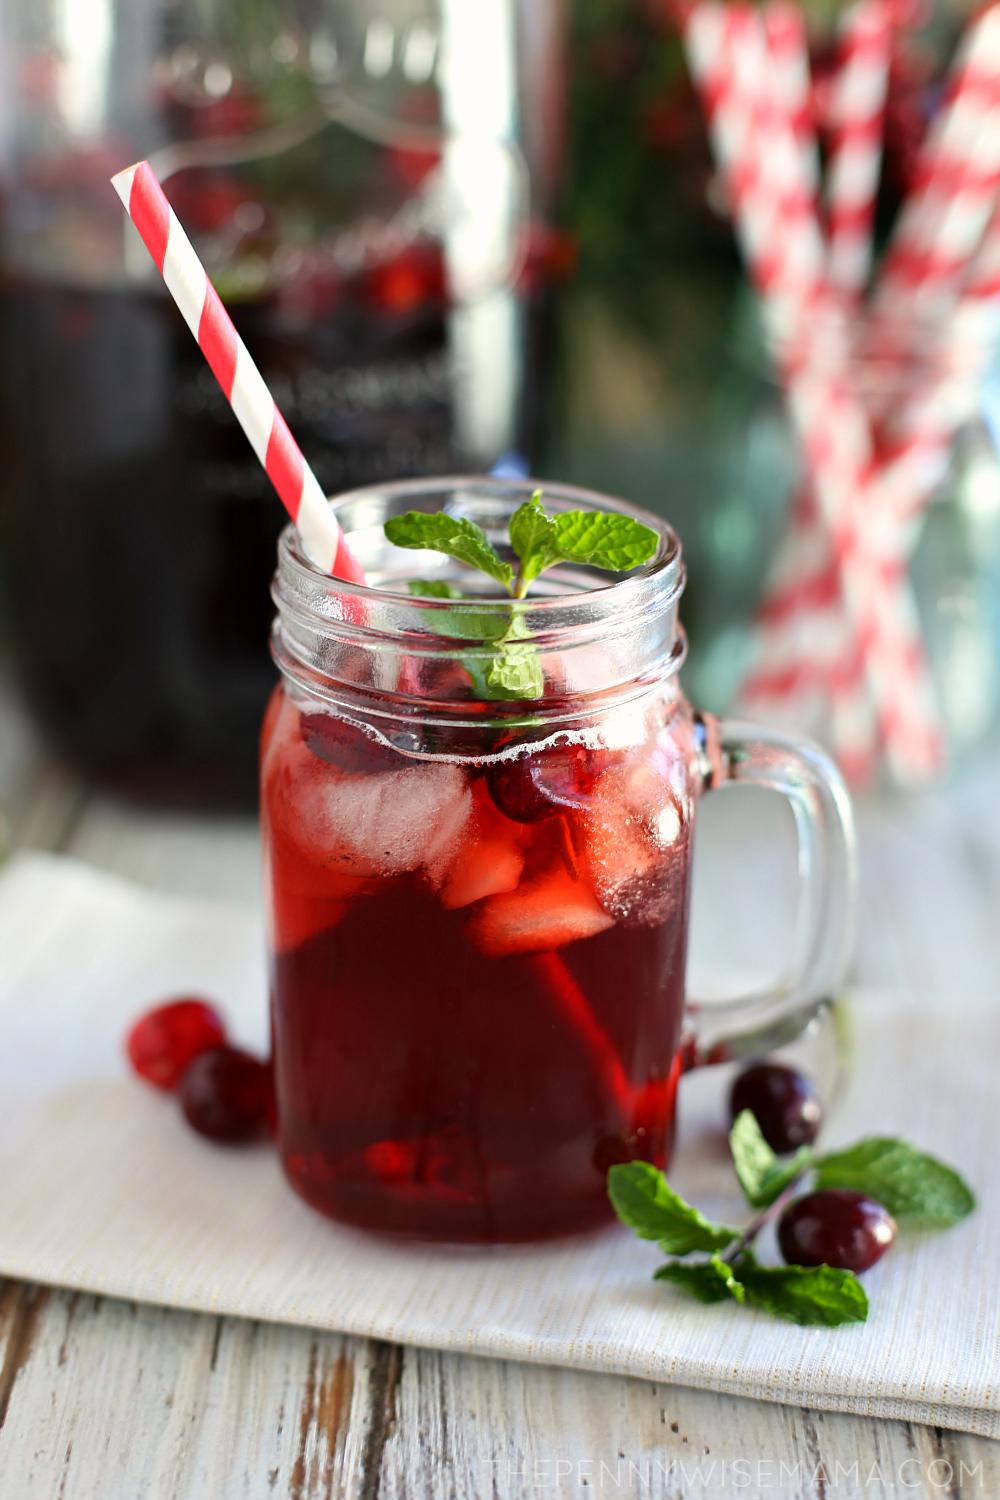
left=825, top=0, right=891, bottom=298
left=874, top=7, right=1000, bottom=333
left=763, top=1, right=820, bottom=202
left=111, top=160, right=365, bottom=583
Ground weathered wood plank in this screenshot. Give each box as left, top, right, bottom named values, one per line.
left=0, top=1280, right=370, bottom=1499
left=378, top=1346, right=1000, bottom=1499
left=2, top=1283, right=997, bottom=1499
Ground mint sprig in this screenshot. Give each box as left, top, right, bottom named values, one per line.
left=654, top=1255, right=738, bottom=1304
left=387, top=489, right=658, bottom=600
left=814, top=1139, right=975, bottom=1226
left=508, top=490, right=562, bottom=591
left=407, top=579, right=465, bottom=600
left=483, top=612, right=545, bottom=700
left=386, top=512, right=513, bottom=590
left=608, top=1110, right=973, bottom=1327
left=731, top=1252, right=869, bottom=1327
left=389, top=490, right=657, bottom=700
left=551, top=510, right=662, bottom=574
left=730, top=1109, right=814, bottom=1209
left=406, top=581, right=543, bottom=702
left=656, top=1248, right=867, bottom=1325
left=610, top=1156, right=867, bottom=1327
left=607, top=1160, right=737, bottom=1254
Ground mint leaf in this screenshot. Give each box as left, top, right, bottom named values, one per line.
left=405, top=592, right=542, bottom=703
left=509, top=490, right=561, bottom=592
left=729, top=1110, right=813, bottom=1209
left=385, top=512, right=513, bottom=591
left=655, top=1253, right=744, bottom=1304
left=655, top=1250, right=867, bottom=1325
left=814, top=1138, right=975, bottom=1226
left=484, top=613, right=544, bottom=700
left=408, top=579, right=465, bottom=599
left=608, top=1162, right=738, bottom=1255
left=553, top=511, right=658, bottom=573
left=731, top=1253, right=868, bottom=1327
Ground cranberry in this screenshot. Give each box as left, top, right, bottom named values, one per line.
left=729, top=1062, right=822, bottom=1153
left=485, top=745, right=611, bottom=823
left=485, top=757, right=555, bottom=821
left=300, top=714, right=403, bottom=774
left=126, top=999, right=227, bottom=1091
left=778, top=1189, right=896, bottom=1273
left=180, top=1047, right=270, bottom=1143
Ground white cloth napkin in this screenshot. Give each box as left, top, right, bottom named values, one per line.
left=1, top=851, right=996, bottom=1436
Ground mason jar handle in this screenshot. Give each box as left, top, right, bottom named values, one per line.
left=683, top=718, right=857, bottom=1069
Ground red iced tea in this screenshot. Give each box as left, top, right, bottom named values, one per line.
left=263, top=681, right=700, bottom=1241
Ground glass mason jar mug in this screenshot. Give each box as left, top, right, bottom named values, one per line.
left=262, top=478, right=856, bottom=1242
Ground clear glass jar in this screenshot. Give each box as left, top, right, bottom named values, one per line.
left=262, top=476, right=856, bottom=1241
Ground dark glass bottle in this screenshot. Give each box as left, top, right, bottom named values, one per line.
left=0, top=0, right=562, bottom=804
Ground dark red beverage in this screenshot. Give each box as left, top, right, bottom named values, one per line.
left=263, top=682, right=697, bottom=1242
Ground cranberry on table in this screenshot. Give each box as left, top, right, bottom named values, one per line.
left=778, top=1189, right=896, bottom=1273
left=729, top=1061, right=822, bottom=1153
left=180, top=1046, right=271, bottom=1143
left=126, top=999, right=227, bottom=1091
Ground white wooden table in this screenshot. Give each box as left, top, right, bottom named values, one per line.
left=1, top=680, right=998, bottom=1498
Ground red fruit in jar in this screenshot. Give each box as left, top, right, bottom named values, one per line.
left=778, top=1189, right=896, bottom=1272
left=180, top=1046, right=271, bottom=1143
left=300, top=713, right=404, bottom=774
left=729, top=1062, right=822, bottom=1153
left=485, top=744, right=611, bottom=823
left=126, top=999, right=227, bottom=1091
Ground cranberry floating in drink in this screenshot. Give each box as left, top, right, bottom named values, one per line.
left=262, top=477, right=857, bottom=1242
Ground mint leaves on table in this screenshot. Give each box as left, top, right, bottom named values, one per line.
left=730, top=1254, right=870, bottom=1327
left=609, top=1110, right=974, bottom=1328
left=386, top=491, right=657, bottom=701
left=725, top=1110, right=976, bottom=1230
left=813, top=1138, right=975, bottom=1226
left=730, top=1109, right=813, bottom=1209
left=654, top=1255, right=740, bottom=1304
left=607, top=1160, right=737, bottom=1254
left=656, top=1249, right=869, bottom=1326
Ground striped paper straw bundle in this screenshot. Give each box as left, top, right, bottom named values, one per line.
left=686, top=0, right=1000, bottom=783
left=111, top=161, right=366, bottom=585
left=685, top=0, right=948, bottom=783
left=875, top=8, right=1000, bottom=329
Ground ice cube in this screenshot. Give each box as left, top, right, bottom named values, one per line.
left=261, top=690, right=314, bottom=789
left=437, top=786, right=526, bottom=909
left=287, top=761, right=473, bottom=879
left=468, top=860, right=614, bottom=956
left=580, top=764, right=687, bottom=926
